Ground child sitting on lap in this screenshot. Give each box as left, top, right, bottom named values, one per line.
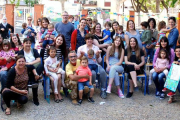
left=76, top=56, right=95, bottom=105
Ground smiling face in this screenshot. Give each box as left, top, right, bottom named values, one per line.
left=23, top=41, right=31, bottom=50
left=160, top=40, right=167, bottom=48
left=42, top=20, right=48, bottom=28
left=160, top=51, right=166, bottom=59
left=12, top=36, right=18, bottom=44
left=49, top=49, right=56, bottom=58
left=3, top=45, right=9, bottom=51
left=16, top=58, right=26, bottom=69
left=86, top=38, right=93, bottom=46
left=168, top=19, right=176, bottom=28
left=129, top=38, right=137, bottom=48
left=113, top=23, right=118, bottom=31
left=79, top=20, right=86, bottom=29
left=62, top=12, right=69, bottom=23
left=55, top=36, right=63, bottom=47
left=175, top=48, right=180, bottom=58
left=69, top=52, right=77, bottom=64
left=149, top=20, right=154, bottom=29
left=95, top=24, right=101, bottom=33
left=128, top=21, right=135, bottom=30
left=114, top=38, right=121, bottom=47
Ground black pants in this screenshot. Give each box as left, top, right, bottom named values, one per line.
left=2, top=90, right=28, bottom=108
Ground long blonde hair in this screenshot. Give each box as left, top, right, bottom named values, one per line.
left=127, top=37, right=141, bottom=61
left=109, top=36, right=123, bottom=59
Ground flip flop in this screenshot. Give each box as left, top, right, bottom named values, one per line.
left=5, top=108, right=11, bottom=115
left=54, top=99, right=59, bottom=103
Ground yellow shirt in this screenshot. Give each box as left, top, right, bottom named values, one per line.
left=66, top=59, right=81, bottom=80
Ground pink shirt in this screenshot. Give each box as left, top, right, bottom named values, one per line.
left=155, top=58, right=169, bottom=69
left=76, top=65, right=92, bottom=82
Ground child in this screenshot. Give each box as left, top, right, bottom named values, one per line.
left=99, top=22, right=112, bottom=52
left=44, top=46, right=65, bottom=102
left=157, top=21, right=176, bottom=43
left=21, top=23, right=36, bottom=48
left=42, top=23, right=58, bottom=48
left=0, top=40, right=15, bottom=68
left=84, top=49, right=101, bottom=87
left=141, top=21, right=153, bottom=61
left=149, top=49, right=169, bottom=85
left=76, top=56, right=95, bottom=105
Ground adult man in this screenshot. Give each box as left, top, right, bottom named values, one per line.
left=55, top=11, right=74, bottom=49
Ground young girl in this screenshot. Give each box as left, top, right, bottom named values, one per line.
left=76, top=56, right=94, bottom=105
left=0, top=40, right=15, bottom=68
left=157, top=21, right=176, bottom=43
left=149, top=49, right=169, bottom=85
left=44, top=46, right=65, bottom=103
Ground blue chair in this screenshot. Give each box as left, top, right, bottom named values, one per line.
left=127, top=69, right=149, bottom=96
left=42, top=57, right=67, bottom=103
left=102, top=55, right=125, bottom=94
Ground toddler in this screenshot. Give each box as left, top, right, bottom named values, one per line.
left=42, top=23, right=58, bottom=48
left=0, top=40, right=15, bottom=69
left=21, top=23, right=36, bottom=48
left=157, top=21, right=176, bottom=43
left=44, top=47, right=65, bottom=102
left=149, top=49, right=169, bottom=85
left=76, top=56, right=95, bottom=105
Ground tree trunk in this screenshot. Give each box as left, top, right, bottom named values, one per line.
left=156, top=0, right=160, bottom=13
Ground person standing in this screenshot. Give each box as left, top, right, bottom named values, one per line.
left=55, top=11, right=74, bottom=50
left=74, top=15, right=79, bottom=29
left=0, top=16, right=14, bottom=39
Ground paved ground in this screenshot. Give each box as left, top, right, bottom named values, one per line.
left=0, top=81, right=180, bottom=120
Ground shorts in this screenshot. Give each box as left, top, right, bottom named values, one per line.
left=78, top=81, right=94, bottom=90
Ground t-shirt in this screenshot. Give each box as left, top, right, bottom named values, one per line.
left=103, top=29, right=111, bottom=43
left=84, top=53, right=97, bottom=65
left=74, top=20, right=79, bottom=29
left=124, top=49, right=144, bottom=64
left=24, top=51, right=35, bottom=63
left=76, top=65, right=92, bottom=82
left=55, top=21, right=74, bottom=48
left=65, top=59, right=81, bottom=80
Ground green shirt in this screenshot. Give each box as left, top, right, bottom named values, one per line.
left=141, top=29, right=152, bottom=45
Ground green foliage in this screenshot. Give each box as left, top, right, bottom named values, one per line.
left=9, top=0, right=20, bottom=7
left=24, top=0, right=39, bottom=7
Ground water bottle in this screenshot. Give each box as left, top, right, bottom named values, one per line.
left=95, top=79, right=99, bottom=88
left=147, top=55, right=150, bottom=64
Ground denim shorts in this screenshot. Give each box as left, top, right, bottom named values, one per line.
left=78, top=81, right=94, bottom=90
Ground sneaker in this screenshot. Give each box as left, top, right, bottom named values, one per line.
left=88, top=97, right=95, bottom=103
left=162, top=88, right=167, bottom=92
left=78, top=99, right=83, bottom=105
left=134, top=86, right=139, bottom=92
left=148, top=79, right=152, bottom=85
left=160, top=93, right=165, bottom=99
left=126, top=92, right=133, bottom=98
left=118, top=90, right=124, bottom=99
left=155, top=91, right=160, bottom=97
left=167, top=92, right=176, bottom=97
left=100, top=90, right=107, bottom=99
left=106, top=85, right=111, bottom=93
left=72, top=99, right=78, bottom=105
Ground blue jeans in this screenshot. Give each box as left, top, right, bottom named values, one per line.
left=78, top=81, right=94, bottom=90
left=143, top=44, right=153, bottom=62
left=0, top=71, right=8, bottom=91
left=152, top=72, right=165, bottom=92
left=43, top=40, right=54, bottom=48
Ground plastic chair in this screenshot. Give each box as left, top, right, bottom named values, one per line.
left=102, top=55, right=125, bottom=94
left=42, top=57, right=68, bottom=103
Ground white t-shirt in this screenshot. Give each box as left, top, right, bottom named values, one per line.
left=24, top=51, right=35, bottom=63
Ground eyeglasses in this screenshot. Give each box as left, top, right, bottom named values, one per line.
left=69, top=56, right=77, bottom=58
left=28, top=19, right=32, bottom=21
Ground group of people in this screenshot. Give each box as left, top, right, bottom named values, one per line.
left=0, top=11, right=180, bottom=115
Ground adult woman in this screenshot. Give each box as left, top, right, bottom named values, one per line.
left=168, top=17, right=179, bottom=50
left=147, top=18, right=158, bottom=49
left=71, top=18, right=88, bottom=51
left=40, top=34, right=67, bottom=62
left=106, top=36, right=124, bottom=98
left=2, top=55, right=40, bottom=115
left=124, top=20, right=142, bottom=49
left=10, top=34, right=22, bottom=54
left=36, top=18, right=42, bottom=43
left=0, top=16, right=14, bottom=39
left=124, top=37, right=145, bottom=98
left=111, top=21, right=120, bottom=40
left=93, top=23, right=109, bottom=55
left=77, top=33, right=107, bottom=99
left=152, top=37, right=175, bottom=99
left=18, top=38, right=43, bottom=105
left=39, top=17, right=50, bottom=45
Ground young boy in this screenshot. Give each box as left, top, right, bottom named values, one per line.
left=76, top=56, right=95, bottom=105
left=41, top=23, right=58, bottom=48
left=21, top=23, right=36, bottom=48
left=141, top=21, right=153, bottom=62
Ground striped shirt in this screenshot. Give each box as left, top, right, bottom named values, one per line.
left=43, top=48, right=62, bottom=61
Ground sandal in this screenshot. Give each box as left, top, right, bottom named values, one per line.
left=5, top=108, right=11, bottom=115
left=59, top=99, right=64, bottom=102
left=54, top=99, right=59, bottom=103
left=17, top=102, right=23, bottom=109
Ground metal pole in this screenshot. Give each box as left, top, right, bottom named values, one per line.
left=122, top=2, right=124, bottom=25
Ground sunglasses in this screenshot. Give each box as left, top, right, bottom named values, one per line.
left=69, top=56, right=77, bottom=58
left=28, top=19, right=32, bottom=21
